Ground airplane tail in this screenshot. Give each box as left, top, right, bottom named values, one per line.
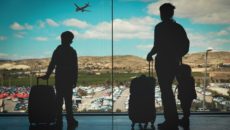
left=84, top=10, right=90, bottom=12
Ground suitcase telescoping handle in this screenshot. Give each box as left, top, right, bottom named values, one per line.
left=36, top=77, right=48, bottom=86
left=148, top=60, right=154, bottom=77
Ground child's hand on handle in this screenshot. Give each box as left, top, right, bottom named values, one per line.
left=73, top=82, right=77, bottom=88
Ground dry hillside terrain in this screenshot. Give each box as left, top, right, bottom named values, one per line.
left=0, top=51, right=229, bottom=73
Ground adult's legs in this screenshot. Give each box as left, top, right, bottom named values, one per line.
left=156, top=58, right=179, bottom=127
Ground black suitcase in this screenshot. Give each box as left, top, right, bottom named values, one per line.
left=128, top=61, right=156, bottom=130
left=28, top=78, right=56, bottom=125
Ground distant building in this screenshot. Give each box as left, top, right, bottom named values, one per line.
left=221, top=59, right=230, bottom=67
left=210, top=72, right=230, bottom=83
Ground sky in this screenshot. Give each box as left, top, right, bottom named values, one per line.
left=0, top=0, right=230, bottom=60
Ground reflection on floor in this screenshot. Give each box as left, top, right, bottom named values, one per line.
left=0, top=115, right=229, bottom=130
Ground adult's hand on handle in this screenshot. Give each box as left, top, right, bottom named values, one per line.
left=146, top=53, right=153, bottom=61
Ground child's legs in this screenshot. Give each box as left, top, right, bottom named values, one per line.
left=180, top=99, right=192, bottom=119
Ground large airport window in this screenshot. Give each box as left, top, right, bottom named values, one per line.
left=0, top=0, right=230, bottom=115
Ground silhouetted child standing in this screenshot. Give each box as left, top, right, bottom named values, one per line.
left=40, top=31, right=78, bottom=128
left=176, top=64, right=197, bottom=128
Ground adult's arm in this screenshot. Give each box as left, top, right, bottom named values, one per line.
left=179, top=26, right=190, bottom=57
left=147, top=26, right=159, bottom=61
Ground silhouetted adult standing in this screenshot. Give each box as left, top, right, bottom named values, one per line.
left=40, top=31, right=78, bottom=128
left=147, top=3, right=189, bottom=130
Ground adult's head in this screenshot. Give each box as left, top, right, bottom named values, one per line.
left=61, top=31, right=74, bottom=45
left=159, top=3, right=175, bottom=21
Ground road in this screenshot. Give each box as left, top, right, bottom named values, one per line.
left=78, top=90, right=107, bottom=111
left=113, top=88, right=129, bottom=112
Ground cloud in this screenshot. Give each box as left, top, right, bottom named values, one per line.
left=55, top=36, right=60, bottom=40
left=0, top=53, right=10, bottom=59
left=10, top=22, right=33, bottom=30
left=63, top=18, right=89, bottom=29
left=15, top=34, right=24, bottom=38
left=80, top=16, right=158, bottom=40
left=15, top=32, right=26, bottom=38
left=136, top=44, right=153, bottom=50
left=24, top=23, right=33, bottom=30
left=37, top=19, right=59, bottom=28
left=46, top=19, right=59, bottom=27
left=187, top=30, right=230, bottom=51
left=136, top=26, right=230, bottom=52
left=113, top=16, right=157, bottom=40
left=69, top=30, right=79, bottom=36
left=0, top=36, right=7, bottom=41
left=212, top=26, right=230, bottom=36
left=38, top=21, right=45, bottom=28
left=217, top=30, right=229, bottom=36
left=80, top=22, right=111, bottom=40
left=63, top=16, right=159, bottom=40
left=0, top=53, right=19, bottom=60
left=34, top=37, right=48, bottom=41
left=147, top=0, right=230, bottom=24
left=10, top=22, right=24, bottom=30
left=0, top=53, right=36, bottom=60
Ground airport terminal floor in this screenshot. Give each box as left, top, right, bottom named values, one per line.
left=0, top=114, right=230, bottom=130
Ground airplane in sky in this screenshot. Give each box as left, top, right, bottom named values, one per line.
left=74, top=3, right=90, bottom=12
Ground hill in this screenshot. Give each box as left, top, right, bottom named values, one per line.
left=78, top=55, right=148, bottom=73
left=0, top=51, right=229, bottom=73
left=183, top=51, right=230, bottom=67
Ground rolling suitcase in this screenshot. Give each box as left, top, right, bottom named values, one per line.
left=28, top=78, right=56, bottom=125
left=128, top=61, right=156, bottom=130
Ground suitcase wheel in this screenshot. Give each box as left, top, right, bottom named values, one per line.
left=138, top=123, right=143, bottom=129
left=151, top=120, right=155, bottom=129
left=131, top=122, right=135, bottom=129
left=131, top=122, right=155, bottom=130
left=144, top=122, right=148, bottom=129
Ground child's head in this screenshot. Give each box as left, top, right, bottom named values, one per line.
left=61, top=31, right=74, bottom=45
left=160, top=3, right=175, bottom=21
left=177, top=64, right=192, bottom=81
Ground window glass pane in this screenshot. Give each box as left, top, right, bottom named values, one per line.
left=113, top=0, right=230, bottom=114
left=113, top=0, right=155, bottom=113
left=0, top=0, right=112, bottom=113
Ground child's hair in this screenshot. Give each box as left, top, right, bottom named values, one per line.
left=61, top=31, right=74, bottom=45
left=177, top=64, right=192, bottom=78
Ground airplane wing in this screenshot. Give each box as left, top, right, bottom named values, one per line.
left=74, top=3, right=79, bottom=8
left=83, top=3, right=90, bottom=8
